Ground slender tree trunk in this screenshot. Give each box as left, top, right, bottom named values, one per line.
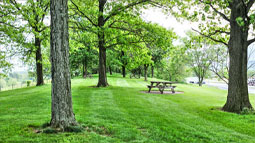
left=121, top=51, right=126, bottom=78
left=144, top=64, right=148, bottom=81
left=50, top=0, right=77, bottom=129
left=223, top=5, right=252, bottom=113
left=82, top=60, right=85, bottom=78
left=151, top=65, right=154, bottom=78
left=82, top=58, right=88, bottom=78
left=198, top=77, right=203, bottom=87
left=97, top=0, right=108, bottom=87
left=138, top=68, right=141, bottom=79
left=35, top=37, right=44, bottom=86
left=122, top=65, right=126, bottom=78
left=109, top=66, right=112, bottom=75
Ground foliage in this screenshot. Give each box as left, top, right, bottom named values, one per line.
left=7, top=78, right=17, bottom=87
left=0, top=0, right=50, bottom=59
left=184, top=32, right=214, bottom=86
left=1, top=0, right=50, bottom=85
left=160, top=45, right=189, bottom=82
left=0, top=51, right=11, bottom=77
left=209, top=45, right=229, bottom=83
left=0, top=79, right=6, bottom=90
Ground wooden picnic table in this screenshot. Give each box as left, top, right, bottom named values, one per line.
left=147, top=81, right=176, bottom=94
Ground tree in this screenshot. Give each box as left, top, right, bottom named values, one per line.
left=186, top=0, right=255, bottom=113
left=0, top=79, right=6, bottom=91
left=163, top=45, right=188, bottom=82
left=210, top=45, right=229, bottom=84
left=7, top=78, right=17, bottom=89
left=69, top=22, right=98, bottom=78
left=50, top=0, right=77, bottom=129
left=69, top=0, right=161, bottom=87
left=1, top=0, right=50, bottom=86
left=185, top=32, right=213, bottom=86
left=142, top=24, right=176, bottom=78
left=0, top=51, right=11, bottom=77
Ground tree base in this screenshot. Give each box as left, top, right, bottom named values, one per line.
left=36, top=82, right=44, bottom=86
left=97, top=82, right=109, bottom=87
left=222, top=102, right=252, bottom=113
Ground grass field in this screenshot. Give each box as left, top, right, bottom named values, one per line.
left=1, top=74, right=255, bottom=143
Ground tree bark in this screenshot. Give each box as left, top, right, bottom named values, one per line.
left=109, top=66, right=112, bottom=75
left=35, top=37, right=44, bottom=86
left=144, top=64, right=149, bottom=81
left=97, top=0, right=108, bottom=87
left=50, top=0, right=77, bottom=129
left=138, top=67, right=141, bottom=79
left=82, top=57, right=88, bottom=78
left=122, top=65, right=126, bottom=78
left=223, top=4, right=252, bottom=113
left=151, top=65, right=154, bottom=78
left=121, top=51, right=126, bottom=78
left=97, top=44, right=108, bottom=86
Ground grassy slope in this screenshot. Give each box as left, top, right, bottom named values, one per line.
left=1, top=74, right=255, bottom=143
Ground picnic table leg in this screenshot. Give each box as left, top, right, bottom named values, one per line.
left=171, top=87, right=175, bottom=93
left=148, top=82, right=154, bottom=93
left=148, top=87, right=151, bottom=93
left=158, top=85, right=164, bottom=94
left=160, top=88, right=164, bottom=94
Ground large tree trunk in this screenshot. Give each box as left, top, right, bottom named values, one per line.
left=50, top=0, right=77, bottom=129
left=97, top=43, right=108, bottom=87
left=35, top=37, right=44, bottom=86
left=97, top=0, right=108, bottom=87
left=223, top=5, right=252, bottom=113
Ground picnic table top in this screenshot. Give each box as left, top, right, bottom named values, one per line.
left=150, top=81, right=173, bottom=84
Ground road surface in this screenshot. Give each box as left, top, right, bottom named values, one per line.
left=206, top=82, right=255, bottom=94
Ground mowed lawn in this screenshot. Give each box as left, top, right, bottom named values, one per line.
left=1, top=75, right=255, bottom=143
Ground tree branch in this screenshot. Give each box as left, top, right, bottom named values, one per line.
left=247, top=0, right=255, bottom=11
left=200, top=0, right=230, bottom=22
left=248, top=38, right=255, bottom=45
left=192, top=28, right=228, bottom=46
left=104, top=0, right=151, bottom=22
left=70, top=0, right=98, bottom=27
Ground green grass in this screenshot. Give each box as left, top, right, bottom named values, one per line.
left=1, top=74, right=255, bottom=143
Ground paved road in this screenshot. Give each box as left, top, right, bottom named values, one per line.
left=206, top=82, right=255, bottom=94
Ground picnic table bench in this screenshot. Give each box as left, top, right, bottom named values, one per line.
left=147, top=81, right=176, bottom=94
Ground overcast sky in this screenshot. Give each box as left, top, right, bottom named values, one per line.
left=142, top=8, right=197, bottom=37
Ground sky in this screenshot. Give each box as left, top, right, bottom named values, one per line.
left=141, top=8, right=196, bottom=37
left=9, top=7, right=193, bottom=72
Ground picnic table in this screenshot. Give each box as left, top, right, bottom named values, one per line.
left=147, top=81, right=176, bottom=94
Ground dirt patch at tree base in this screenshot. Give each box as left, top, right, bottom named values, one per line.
left=141, top=91, right=184, bottom=94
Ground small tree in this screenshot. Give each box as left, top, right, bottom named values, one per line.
left=185, top=32, right=213, bottom=86
left=0, top=79, right=6, bottom=91
left=7, top=78, right=17, bottom=89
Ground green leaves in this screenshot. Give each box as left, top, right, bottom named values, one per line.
left=236, top=17, right=245, bottom=27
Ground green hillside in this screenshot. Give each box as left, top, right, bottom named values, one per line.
left=1, top=75, right=255, bottom=143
